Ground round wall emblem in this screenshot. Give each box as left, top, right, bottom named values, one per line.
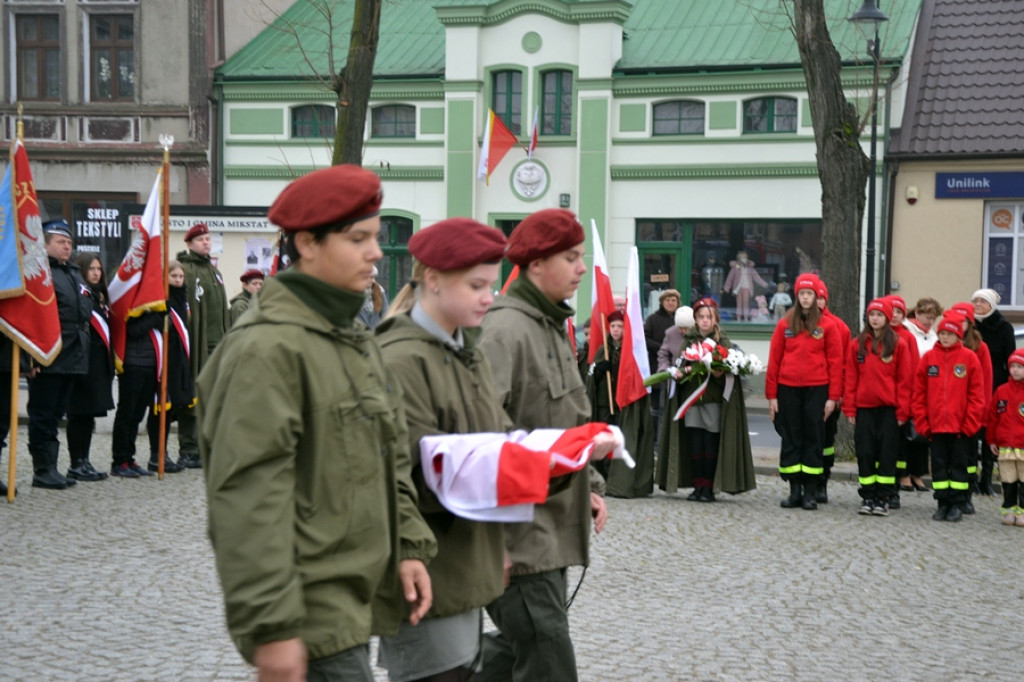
left=511, top=160, right=549, bottom=201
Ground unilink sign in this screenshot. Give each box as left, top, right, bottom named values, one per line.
left=935, top=172, right=1024, bottom=199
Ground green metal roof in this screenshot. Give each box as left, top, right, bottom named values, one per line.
left=218, top=0, right=921, bottom=81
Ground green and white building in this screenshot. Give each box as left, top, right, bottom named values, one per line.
left=215, top=0, right=921, bottom=351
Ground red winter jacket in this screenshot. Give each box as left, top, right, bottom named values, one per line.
left=971, top=340, right=993, bottom=409
left=911, top=341, right=985, bottom=437
left=987, top=379, right=1024, bottom=448
left=765, top=314, right=844, bottom=400
left=842, top=335, right=913, bottom=422
left=892, top=324, right=920, bottom=368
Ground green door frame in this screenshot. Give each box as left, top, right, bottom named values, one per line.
left=637, top=224, right=692, bottom=309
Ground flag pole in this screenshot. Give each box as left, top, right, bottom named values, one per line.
left=601, top=313, right=615, bottom=416
left=6, top=344, right=18, bottom=503
left=157, top=135, right=174, bottom=479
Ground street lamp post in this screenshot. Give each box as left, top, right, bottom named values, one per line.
left=849, top=1, right=888, bottom=303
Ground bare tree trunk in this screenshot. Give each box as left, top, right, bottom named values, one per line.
left=332, top=0, right=382, bottom=165
left=792, top=0, right=869, bottom=333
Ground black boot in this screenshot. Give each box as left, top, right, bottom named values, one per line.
left=780, top=479, right=802, bottom=508
left=961, top=493, right=975, bottom=515
left=67, top=458, right=108, bottom=482
left=979, top=453, right=995, bottom=496
left=932, top=503, right=948, bottom=521
left=31, top=448, right=68, bottom=490
left=815, top=475, right=829, bottom=504
left=0, top=454, right=12, bottom=497
left=946, top=503, right=963, bottom=522
left=801, top=478, right=818, bottom=510
left=148, top=453, right=185, bottom=474
left=698, top=486, right=715, bottom=503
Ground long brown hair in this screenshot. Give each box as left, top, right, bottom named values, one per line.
left=74, top=252, right=109, bottom=305
left=961, top=323, right=983, bottom=352
left=857, top=322, right=897, bottom=358
left=783, top=298, right=821, bottom=335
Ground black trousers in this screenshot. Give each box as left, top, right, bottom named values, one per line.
left=686, top=427, right=720, bottom=488
left=27, top=373, right=75, bottom=458
left=822, top=408, right=839, bottom=479
left=929, top=433, right=969, bottom=504
left=0, top=370, right=10, bottom=454
left=854, top=406, right=899, bottom=500
left=774, top=384, right=827, bottom=480
left=111, top=365, right=158, bottom=466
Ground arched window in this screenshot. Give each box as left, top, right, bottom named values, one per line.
left=541, top=70, right=573, bottom=135
left=652, top=100, right=704, bottom=135
left=291, top=104, right=336, bottom=138
left=743, top=97, right=797, bottom=133
left=492, top=70, right=522, bottom=134
left=372, top=104, right=416, bottom=138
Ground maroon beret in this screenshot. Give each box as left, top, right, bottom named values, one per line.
left=505, top=209, right=585, bottom=267
left=408, top=218, right=507, bottom=271
left=240, top=269, right=265, bottom=283
left=268, top=165, right=382, bottom=233
left=184, top=223, right=209, bottom=242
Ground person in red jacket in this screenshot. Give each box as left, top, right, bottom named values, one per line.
left=948, top=301, right=993, bottom=516
left=766, top=273, right=844, bottom=510
left=843, top=298, right=913, bottom=516
left=886, top=295, right=925, bottom=493
left=986, top=347, right=1024, bottom=526
left=912, top=313, right=986, bottom=522
left=814, top=278, right=850, bottom=504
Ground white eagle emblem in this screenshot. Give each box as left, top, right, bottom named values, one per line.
left=121, top=234, right=147, bottom=276
left=19, top=216, right=52, bottom=288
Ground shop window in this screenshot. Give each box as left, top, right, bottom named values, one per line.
left=492, top=70, right=522, bottom=134
left=541, top=70, right=572, bottom=135
left=378, top=215, right=414, bottom=299
left=292, top=105, right=336, bottom=138
left=371, top=104, right=415, bottom=138
left=652, top=100, right=704, bottom=135
left=982, top=202, right=1024, bottom=308
left=743, top=97, right=797, bottom=134
left=15, top=14, right=62, bottom=101
left=90, top=14, right=135, bottom=101
left=636, top=218, right=822, bottom=324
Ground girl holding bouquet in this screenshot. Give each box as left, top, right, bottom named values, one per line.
left=842, top=298, right=913, bottom=516
left=766, top=274, right=845, bottom=510
left=656, top=298, right=756, bottom=501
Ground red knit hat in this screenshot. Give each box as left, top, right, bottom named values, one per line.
left=1008, top=348, right=1024, bottom=369
left=184, top=223, right=209, bottom=242
left=408, top=218, right=507, bottom=271
left=240, top=269, right=265, bottom=284
left=814, top=279, right=829, bottom=300
left=794, top=273, right=820, bottom=294
left=505, top=209, right=585, bottom=267
left=268, top=165, right=382, bottom=233
left=936, top=313, right=964, bottom=339
left=950, top=301, right=975, bottom=323
left=887, top=295, right=907, bottom=314
left=866, top=297, right=893, bottom=322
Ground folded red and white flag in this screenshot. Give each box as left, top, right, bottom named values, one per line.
left=419, top=423, right=632, bottom=522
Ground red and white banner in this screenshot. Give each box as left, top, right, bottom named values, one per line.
left=588, top=219, right=616, bottom=364
left=0, top=139, right=61, bottom=365
left=476, top=108, right=518, bottom=185
left=527, top=105, right=539, bottom=159
left=419, top=423, right=632, bottom=522
left=616, top=247, right=651, bottom=407
left=108, top=171, right=166, bottom=371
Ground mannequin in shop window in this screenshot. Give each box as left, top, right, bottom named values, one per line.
left=722, top=250, right=769, bottom=322
left=701, top=252, right=725, bottom=303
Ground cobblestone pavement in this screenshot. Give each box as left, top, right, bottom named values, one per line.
left=2, top=425, right=1020, bottom=681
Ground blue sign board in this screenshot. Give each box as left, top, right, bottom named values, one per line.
left=936, top=172, right=1024, bottom=199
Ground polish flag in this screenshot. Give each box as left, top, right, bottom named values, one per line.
left=108, top=170, right=167, bottom=371
left=476, top=108, right=518, bottom=185
left=616, top=247, right=651, bottom=407
left=527, top=105, right=539, bottom=159
left=419, top=424, right=633, bottom=522
left=588, top=220, right=616, bottom=363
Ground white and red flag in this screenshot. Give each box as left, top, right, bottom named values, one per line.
left=477, top=108, right=518, bottom=185
left=108, top=170, right=166, bottom=371
left=616, top=247, right=651, bottom=407
left=527, top=105, right=539, bottom=159
left=419, top=423, right=632, bottom=522
left=0, top=139, right=61, bottom=365
left=587, top=219, right=616, bottom=363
